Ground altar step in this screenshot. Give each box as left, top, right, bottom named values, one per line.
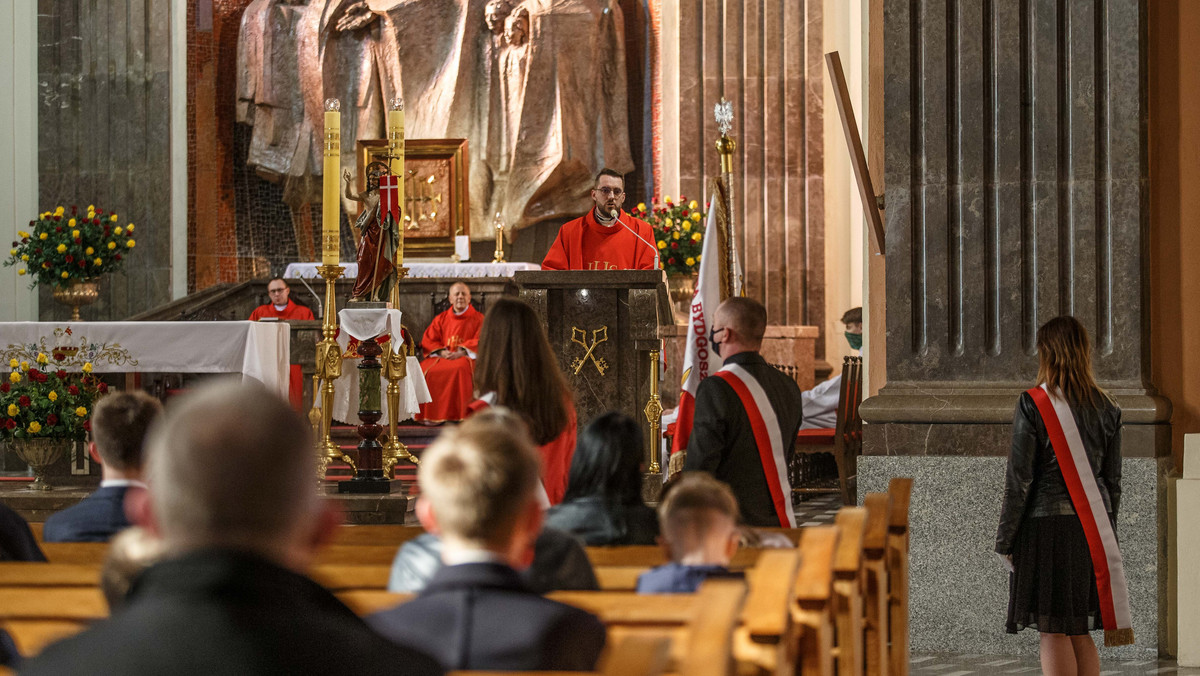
left=321, top=422, right=449, bottom=489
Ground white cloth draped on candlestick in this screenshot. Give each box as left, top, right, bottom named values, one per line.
left=323, top=307, right=430, bottom=425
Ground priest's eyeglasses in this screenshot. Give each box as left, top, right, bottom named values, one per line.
left=595, top=187, right=624, bottom=196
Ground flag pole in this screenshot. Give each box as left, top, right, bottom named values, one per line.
left=714, top=99, right=739, bottom=300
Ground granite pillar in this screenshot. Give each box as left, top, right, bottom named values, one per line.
left=867, top=0, right=1168, bottom=656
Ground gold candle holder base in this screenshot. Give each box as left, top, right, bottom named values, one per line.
left=312, top=264, right=358, bottom=481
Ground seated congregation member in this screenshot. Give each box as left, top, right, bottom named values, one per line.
left=800, top=307, right=861, bottom=429
left=248, top=277, right=315, bottom=410
left=43, top=391, right=161, bottom=543
left=0, top=501, right=44, bottom=562
left=415, top=282, right=484, bottom=423
left=468, top=296, right=577, bottom=504
left=369, top=410, right=607, bottom=672
left=683, top=297, right=802, bottom=527
left=99, top=526, right=166, bottom=611
left=541, top=168, right=658, bottom=271
left=23, top=382, right=442, bottom=676
left=637, top=473, right=743, bottom=594
left=545, top=411, right=659, bottom=545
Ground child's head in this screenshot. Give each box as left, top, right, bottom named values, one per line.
left=657, top=473, right=740, bottom=565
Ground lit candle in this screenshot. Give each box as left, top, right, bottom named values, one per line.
left=322, top=98, right=341, bottom=266
left=389, top=97, right=405, bottom=266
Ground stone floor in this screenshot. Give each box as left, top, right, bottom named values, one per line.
left=791, top=491, right=843, bottom=524
left=911, top=652, right=1199, bottom=675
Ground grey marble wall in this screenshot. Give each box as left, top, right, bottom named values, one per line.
left=36, top=0, right=173, bottom=320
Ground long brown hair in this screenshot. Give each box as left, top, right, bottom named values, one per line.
left=474, top=297, right=570, bottom=444
left=1035, top=315, right=1107, bottom=407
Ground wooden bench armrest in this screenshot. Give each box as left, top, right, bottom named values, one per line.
left=832, top=507, right=867, bottom=575
left=793, top=526, right=839, bottom=602
left=861, top=492, right=890, bottom=557
left=679, top=580, right=747, bottom=676
left=739, top=549, right=800, bottom=642
left=887, top=477, right=914, bottom=534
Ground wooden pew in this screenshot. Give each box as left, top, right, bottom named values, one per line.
left=0, top=587, right=106, bottom=657
left=792, top=525, right=840, bottom=676
left=861, top=492, right=891, bottom=676
left=448, top=634, right=672, bottom=676
left=886, top=478, right=914, bottom=676
left=831, top=506, right=867, bottom=676
left=732, top=549, right=801, bottom=676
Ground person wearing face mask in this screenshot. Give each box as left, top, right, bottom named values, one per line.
left=415, top=282, right=485, bottom=423
left=800, top=307, right=863, bottom=429
left=540, top=169, right=658, bottom=271
left=681, top=297, right=804, bottom=528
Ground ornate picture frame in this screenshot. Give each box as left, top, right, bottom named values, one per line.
left=355, top=138, right=470, bottom=257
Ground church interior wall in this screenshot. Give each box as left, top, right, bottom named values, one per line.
left=0, top=2, right=39, bottom=322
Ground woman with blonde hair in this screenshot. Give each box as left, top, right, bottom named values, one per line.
left=996, top=316, right=1132, bottom=675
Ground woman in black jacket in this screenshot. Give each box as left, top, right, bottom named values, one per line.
left=545, top=412, right=658, bottom=545
left=995, top=316, right=1128, bottom=676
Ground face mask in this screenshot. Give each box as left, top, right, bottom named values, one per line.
left=845, top=331, right=862, bottom=351
left=709, top=327, right=723, bottom=357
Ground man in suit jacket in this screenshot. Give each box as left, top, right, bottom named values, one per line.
left=0, top=502, right=44, bottom=562
left=24, top=382, right=443, bottom=676
left=43, top=391, right=162, bottom=543
left=368, top=409, right=607, bottom=671
left=683, top=297, right=804, bottom=528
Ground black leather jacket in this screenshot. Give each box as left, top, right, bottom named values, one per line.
left=994, top=390, right=1122, bottom=555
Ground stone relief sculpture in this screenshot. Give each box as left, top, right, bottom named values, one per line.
left=237, top=0, right=633, bottom=246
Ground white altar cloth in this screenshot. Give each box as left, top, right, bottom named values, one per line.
left=0, top=321, right=289, bottom=398
left=320, top=308, right=431, bottom=425
left=283, top=261, right=540, bottom=280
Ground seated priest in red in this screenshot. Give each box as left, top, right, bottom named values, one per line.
left=415, top=282, right=484, bottom=423
left=248, top=277, right=314, bottom=410
left=541, top=168, right=659, bottom=271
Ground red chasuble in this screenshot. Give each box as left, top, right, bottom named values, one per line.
left=415, top=305, right=484, bottom=422
left=541, top=209, right=659, bottom=271
left=248, top=300, right=315, bottom=410
left=466, top=394, right=578, bottom=505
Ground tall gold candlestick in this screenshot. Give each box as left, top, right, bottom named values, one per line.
left=492, top=212, right=506, bottom=263
left=314, top=263, right=354, bottom=481
left=389, top=97, right=406, bottom=267
left=644, top=348, right=663, bottom=474
left=322, top=99, right=341, bottom=266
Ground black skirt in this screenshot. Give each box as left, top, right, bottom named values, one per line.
left=1006, top=514, right=1103, bottom=636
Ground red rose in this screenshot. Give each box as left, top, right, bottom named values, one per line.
left=46, top=414, right=58, bottom=426
left=93, top=218, right=101, bottom=225
left=670, top=242, right=679, bottom=249
left=65, top=255, right=73, bottom=263
left=115, top=254, right=122, bottom=261
left=55, top=226, right=63, bottom=233
left=53, top=352, right=64, bottom=361
left=681, top=210, right=689, bottom=217
left=74, top=238, right=82, bottom=245
left=679, top=195, right=687, bottom=202
left=668, top=257, right=677, bottom=265
left=56, top=370, right=67, bottom=379
left=17, top=395, right=30, bottom=407
left=0, top=383, right=8, bottom=393
left=706, top=201, right=711, bottom=208
left=67, top=385, right=79, bottom=395
left=71, top=205, right=77, bottom=214
left=53, top=214, right=61, bottom=221
left=10, top=241, right=16, bottom=247
left=4, top=419, right=14, bottom=430
left=78, top=260, right=86, bottom=268
left=98, top=382, right=109, bottom=394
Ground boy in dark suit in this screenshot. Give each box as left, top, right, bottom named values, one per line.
left=636, top=473, right=744, bottom=594
left=43, top=391, right=162, bottom=543
left=369, top=409, right=607, bottom=671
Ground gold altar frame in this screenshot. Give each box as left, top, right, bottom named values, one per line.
left=356, top=138, right=470, bottom=257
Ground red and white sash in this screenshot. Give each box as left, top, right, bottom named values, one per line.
left=714, top=364, right=797, bottom=528
left=1027, top=384, right=1134, bottom=646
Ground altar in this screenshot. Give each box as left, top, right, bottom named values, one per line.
left=283, top=262, right=541, bottom=280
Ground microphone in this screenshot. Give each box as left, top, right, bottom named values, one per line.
left=611, top=209, right=660, bottom=269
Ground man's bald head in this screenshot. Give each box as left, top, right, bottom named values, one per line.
left=143, top=381, right=320, bottom=557
left=449, top=282, right=472, bottom=313
left=716, top=297, right=767, bottom=347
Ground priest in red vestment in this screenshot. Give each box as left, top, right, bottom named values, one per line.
left=541, top=168, right=659, bottom=271
left=248, top=277, right=314, bottom=410
left=415, top=282, right=484, bottom=422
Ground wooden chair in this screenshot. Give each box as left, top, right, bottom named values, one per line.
left=830, top=506, right=867, bottom=676
left=885, top=478, right=913, bottom=676
left=791, top=525, right=840, bottom=676
left=861, top=492, right=891, bottom=676
left=793, top=356, right=863, bottom=505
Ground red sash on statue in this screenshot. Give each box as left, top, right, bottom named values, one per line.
left=1027, top=384, right=1134, bottom=647
left=713, top=364, right=797, bottom=527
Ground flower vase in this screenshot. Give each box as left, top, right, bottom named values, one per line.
left=52, top=280, right=100, bottom=322
left=666, top=273, right=698, bottom=323
left=8, top=438, right=71, bottom=491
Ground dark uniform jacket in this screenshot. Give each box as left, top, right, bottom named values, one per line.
left=994, top=389, right=1122, bottom=555
left=369, top=561, right=606, bottom=672
left=43, top=484, right=133, bottom=543
left=683, top=351, right=804, bottom=527
left=22, top=549, right=444, bottom=676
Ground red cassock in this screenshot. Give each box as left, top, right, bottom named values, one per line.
left=248, top=300, right=315, bottom=410
left=541, top=209, right=659, bottom=271
left=466, top=394, right=578, bottom=505
left=415, top=305, right=484, bottom=422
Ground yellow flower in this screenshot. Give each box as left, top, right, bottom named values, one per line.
left=7, top=371, right=18, bottom=384
left=696, top=254, right=702, bottom=262
left=87, top=204, right=94, bottom=211
left=16, top=269, right=24, bottom=276
left=41, top=262, right=49, bottom=269
left=664, top=195, right=672, bottom=204
left=8, top=359, right=16, bottom=368
left=54, top=206, right=64, bottom=216
left=19, top=361, right=28, bottom=371
left=686, top=257, right=696, bottom=266
left=82, top=362, right=93, bottom=374
left=71, top=230, right=80, bottom=238
left=56, top=244, right=66, bottom=253
left=85, top=247, right=94, bottom=255
left=75, top=406, right=87, bottom=417
left=114, top=226, right=123, bottom=236
left=68, top=218, right=76, bottom=227
left=38, top=233, right=47, bottom=240
left=692, top=232, right=702, bottom=242
left=17, top=230, right=28, bottom=238
left=691, top=212, right=702, bottom=222
left=636, top=203, right=646, bottom=212
left=672, top=232, right=680, bottom=240
left=689, top=200, right=699, bottom=210
left=27, top=421, right=41, bottom=434
left=665, top=219, right=674, bottom=227
left=682, top=221, right=691, bottom=232
left=656, top=240, right=666, bottom=249
left=126, top=224, right=134, bottom=233
left=93, top=258, right=102, bottom=266
left=6, top=404, right=17, bottom=416
left=47, top=391, right=57, bottom=402
left=35, top=353, right=46, bottom=365
left=126, top=239, right=135, bottom=248
left=107, top=242, right=116, bottom=250
left=60, top=271, right=69, bottom=279
left=110, top=214, right=118, bottom=222
left=20, top=254, right=28, bottom=261
left=8, top=249, right=15, bottom=256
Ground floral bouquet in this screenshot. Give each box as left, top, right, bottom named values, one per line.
left=4, top=205, right=137, bottom=288
left=629, top=195, right=707, bottom=276
left=0, top=352, right=106, bottom=441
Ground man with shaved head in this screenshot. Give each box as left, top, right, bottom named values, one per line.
left=24, top=381, right=442, bottom=676
left=416, top=281, right=484, bottom=422
left=682, top=297, right=803, bottom=528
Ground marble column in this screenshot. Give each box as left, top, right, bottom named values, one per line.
left=863, top=0, right=1168, bottom=656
